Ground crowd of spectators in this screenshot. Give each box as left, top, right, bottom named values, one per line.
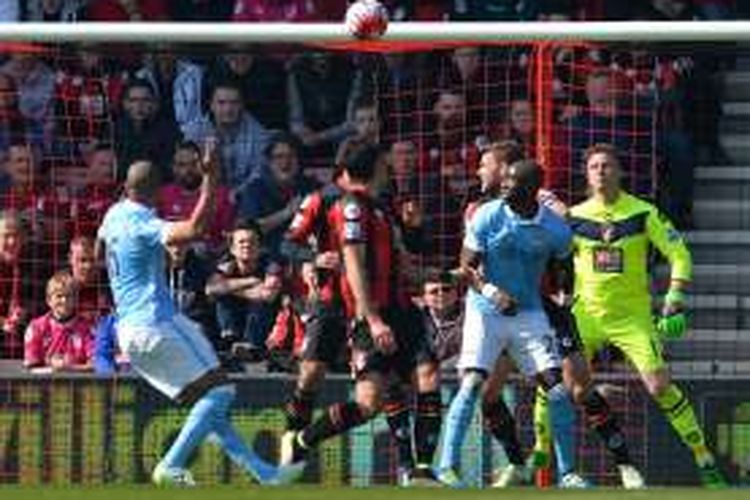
left=0, top=0, right=734, bottom=373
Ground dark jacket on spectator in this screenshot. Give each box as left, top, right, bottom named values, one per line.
left=113, top=114, right=181, bottom=181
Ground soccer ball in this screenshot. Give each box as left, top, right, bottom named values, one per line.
left=345, top=0, right=389, bottom=40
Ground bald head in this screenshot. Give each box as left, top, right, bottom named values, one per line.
left=125, top=160, right=160, bottom=201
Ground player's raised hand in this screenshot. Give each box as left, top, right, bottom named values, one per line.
left=201, top=136, right=220, bottom=179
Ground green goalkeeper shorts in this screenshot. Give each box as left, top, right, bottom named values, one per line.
left=574, top=308, right=666, bottom=374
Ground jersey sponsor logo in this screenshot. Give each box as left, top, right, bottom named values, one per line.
left=593, top=246, right=624, bottom=273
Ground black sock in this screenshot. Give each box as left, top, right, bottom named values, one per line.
left=301, top=402, right=369, bottom=448
left=481, top=398, right=525, bottom=466
left=384, top=394, right=415, bottom=470
left=414, top=391, right=442, bottom=467
left=285, top=389, right=316, bottom=431
left=581, top=388, right=631, bottom=465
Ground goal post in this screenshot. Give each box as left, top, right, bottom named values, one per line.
left=0, top=21, right=750, bottom=43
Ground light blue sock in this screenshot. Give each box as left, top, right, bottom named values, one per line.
left=161, top=386, right=229, bottom=468
left=438, top=372, right=483, bottom=471
left=547, top=383, right=577, bottom=478
left=212, top=415, right=277, bottom=481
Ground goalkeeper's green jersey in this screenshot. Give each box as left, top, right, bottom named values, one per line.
left=569, top=191, right=691, bottom=319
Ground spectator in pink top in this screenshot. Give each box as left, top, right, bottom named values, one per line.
left=24, top=270, right=94, bottom=373
left=158, top=140, right=234, bottom=256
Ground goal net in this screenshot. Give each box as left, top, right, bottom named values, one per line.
left=0, top=23, right=743, bottom=487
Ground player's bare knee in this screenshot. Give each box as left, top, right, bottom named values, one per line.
left=416, top=362, right=439, bottom=392
left=298, top=360, right=327, bottom=392
left=355, top=376, right=384, bottom=417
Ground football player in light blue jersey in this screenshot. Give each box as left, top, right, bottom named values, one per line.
left=437, top=160, right=585, bottom=488
left=97, top=145, right=302, bottom=487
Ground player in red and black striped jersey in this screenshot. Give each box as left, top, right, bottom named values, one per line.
left=280, top=173, right=349, bottom=445
left=282, top=145, right=442, bottom=486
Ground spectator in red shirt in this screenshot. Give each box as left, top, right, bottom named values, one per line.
left=68, top=236, right=110, bottom=322
left=158, top=140, right=234, bottom=256
left=0, top=210, right=37, bottom=358
left=23, top=270, right=94, bottom=373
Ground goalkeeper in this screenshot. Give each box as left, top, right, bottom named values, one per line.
left=568, top=143, right=725, bottom=488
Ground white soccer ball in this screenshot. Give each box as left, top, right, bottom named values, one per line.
left=345, top=0, right=389, bottom=40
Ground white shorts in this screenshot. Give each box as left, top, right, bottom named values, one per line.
left=117, top=314, right=220, bottom=400
left=457, top=304, right=560, bottom=377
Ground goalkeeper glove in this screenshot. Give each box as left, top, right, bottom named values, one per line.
left=657, top=289, right=687, bottom=339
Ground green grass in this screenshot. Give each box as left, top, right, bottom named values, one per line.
left=0, top=486, right=748, bottom=500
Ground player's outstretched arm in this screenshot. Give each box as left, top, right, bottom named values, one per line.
left=164, top=138, right=219, bottom=245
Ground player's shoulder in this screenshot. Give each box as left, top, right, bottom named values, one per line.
left=471, top=197, right=505, bottom=225
left=569, top=197, right=597, bottom=218
left=540, top=205, right=572, bottom=237
left=619, top=192, right=657, bottom=215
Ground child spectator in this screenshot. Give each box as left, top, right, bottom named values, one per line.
left=206, top=219, right=282, bottom=362
left=23, top=271, right=94, bottom=373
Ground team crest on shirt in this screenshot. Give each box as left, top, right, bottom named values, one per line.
left=343, top=202, right=361, bottom=220
left=600, top=223, right=616, bottom=243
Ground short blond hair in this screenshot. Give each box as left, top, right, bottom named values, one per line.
left=46, top=271, right=75, bottom=298
left=583, top=142, right=621, bottom=168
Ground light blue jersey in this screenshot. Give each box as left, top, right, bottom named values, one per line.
left=97, top=199, right=175, bottom=328
left=464, top=198, right=571, bottom=314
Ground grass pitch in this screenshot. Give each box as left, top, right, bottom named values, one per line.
left=3, top=486, right=749, bottom=500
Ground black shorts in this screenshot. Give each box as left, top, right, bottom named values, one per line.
left=300, top=301, right=348, bottom=365
left=542, top=297, right=583, bottom=358
left=350, top=305, right=437, bottom=381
